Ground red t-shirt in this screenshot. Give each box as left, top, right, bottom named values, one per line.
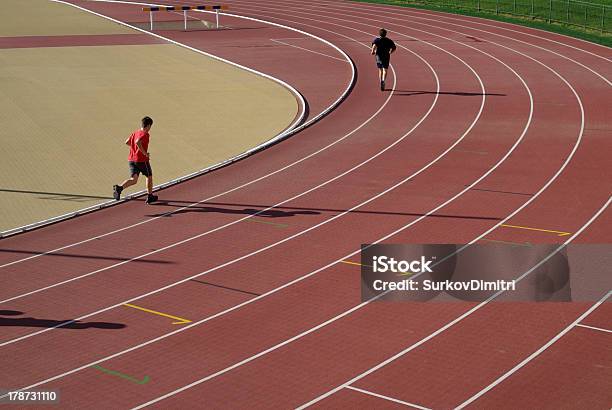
left=127, top=129, right=150, bottom=162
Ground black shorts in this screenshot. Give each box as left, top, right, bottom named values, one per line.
left=129, top=161, right=152, bottom=177
left=375, top=54, right=390, bottom=69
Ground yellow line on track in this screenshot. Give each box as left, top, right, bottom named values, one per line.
left=340, top=260, right=373, bottom=268
left=123, top=303, right=191, bottom=325
left=500, top=224, right=571, bottom=236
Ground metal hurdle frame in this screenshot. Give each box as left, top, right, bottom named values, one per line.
left=143, top=5, right=229, bottom=31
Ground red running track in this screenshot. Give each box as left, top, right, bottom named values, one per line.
left=0, top=0, right=610, bottom=408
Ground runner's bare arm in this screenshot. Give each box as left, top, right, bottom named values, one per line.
left=371, top=44, right=376, bottom=55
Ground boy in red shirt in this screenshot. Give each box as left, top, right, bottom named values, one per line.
left=113, top=116, right=158, bottom=204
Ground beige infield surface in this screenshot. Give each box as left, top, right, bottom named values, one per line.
left=0, top=0, right=299, bottom=233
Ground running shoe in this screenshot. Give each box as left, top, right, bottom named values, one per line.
left=113, top=185, right=123, bottom=200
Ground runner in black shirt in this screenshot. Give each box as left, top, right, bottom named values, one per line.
left=371, top=28, right=396, bottom=91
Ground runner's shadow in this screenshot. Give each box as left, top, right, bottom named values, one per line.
left=146, top=202, right=320, bottom=218
left=391, top=90, right=506, bottom=96
left=0, top=310, right=125, bottom=329
left=0, top=248, right=173, bottom=264
left=146, top=200, right=502, bottom=221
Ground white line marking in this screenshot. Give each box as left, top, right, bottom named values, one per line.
left=2, top=0, right=503, bottom=384
left=455, top=290, right=612, bottom=409
left=270, top=38, right=347, bottom=61
left=394, top=3, right=612, bottom=59
left=295, top=0, right=612, bottom=85
left=345, top=386, right=431, bottom=409
left=0, top=28, right=380, bottom=304
left=575, top=323, right=612, bottom=334
left=105, top=11, right=540, bottom=409
left=25, top=2, right=603, bottom=407
left=0, top=0, right=446, bottom=336
left=0, top=0, right=354, bottom=239
left=0, top=0, right=529, bottom=400
left=297, top=198, right=610, bottom=409
left=7, top=2, right=588, bottom=405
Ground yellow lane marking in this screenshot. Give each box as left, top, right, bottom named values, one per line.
left=340, top=260, right=373, bottom=268
left=500, top=224, right=571, bottom=237
left=123, top=303, right=192, bottom=325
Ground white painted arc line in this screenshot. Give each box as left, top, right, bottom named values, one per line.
left=455, top=290, right=612, bottom=409
left=2, top=0, right=476, bottom=306
left=0, top=1, right=410, bottom=305
left=0, top=70, right=392, bottom=305
left=6, top=0, right=306, bottom=235
left=0, top=0, right=354, bottom=240
left=7, top=0, right=592, bottom=402
left=88, top=0, right=357, bottom=136
left=279, top=0, right=612, bottom=61
left=208, top=5, right=595, bottom=408
left=289, top=3, right=587, bottom=402
left=285, top=0, right=612, bottom=85
left=296, top=198, right=610, bottom=409
left=382, top=2, right=612, bottom=59
left=2, top=0, right=533, bottom=398
left=575, top=323, right=612, bottom=334
left=38, top=1, right=604, bottom=406
left=0, top=0, right=359, bottom=265
left=5, top=4, right=588, bottom=408
left=228, top=0, right=586, bottom=257
left=134, top=198, right=609, bottom=408
left=0, top=4, right=596, bottom=410
left=270, top=38, right=348, bottom=62
left=0, top=0, right=446, bottom=335
left=3, top=4, right=498, bottom=385
left=106, top=16, right=550, bottom=410
left=345, top=386, right=432, bottom=410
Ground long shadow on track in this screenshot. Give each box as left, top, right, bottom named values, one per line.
left=0, top=249, right=173, bottom=264
left=147, top=200, right=503, bottom=220
left=0, top=311, right=126, bottom=330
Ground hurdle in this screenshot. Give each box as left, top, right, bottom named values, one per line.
left=142, top=5, right=229, bottom=31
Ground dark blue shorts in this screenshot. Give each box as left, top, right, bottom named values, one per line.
left=129, top=161, right=152, bottom=177
left=376, top=54, right=390, bottom=69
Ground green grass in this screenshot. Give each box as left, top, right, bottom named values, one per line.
left=352, top=0, right=612, bottom=47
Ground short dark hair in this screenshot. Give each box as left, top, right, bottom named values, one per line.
left=379, top=28, right=387, bottom=38
left=142, top=116, right=153, bottom=128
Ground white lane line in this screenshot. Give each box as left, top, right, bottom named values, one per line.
left=3, top=4, right=497, bottom=387
left=296, top=0, right=612, bottom=85
left=0, top=0, right=354, bottom=246
left=297, top=198, right=610, bottom=409
left=0, top=2, right=443, bottom=339
left=12, top=3, right=583, bottom=407
left=2, top=0, right=307, bottom=239
left=402, top=5, right=612, bottom=59
left=270, top=38, right=347, bottom=61
left=0, top=4, right=363, bottom=297
left=575, top=323, right=612, bottom=334
left=345, top=386, right=432, bottom=409
left=88, top=2, right=609, bottom=406
left=231, top=0, right=587, bottom=269
left=2, top=4, right=600, bottom=410
left=119, top=14, right=543, bottom=410
left=216, top=4, right=593, bottom=408
left=455, top=290, right=612, bottom=409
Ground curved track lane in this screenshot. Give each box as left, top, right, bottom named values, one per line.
left=0, top=0, right=609, bottom=408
